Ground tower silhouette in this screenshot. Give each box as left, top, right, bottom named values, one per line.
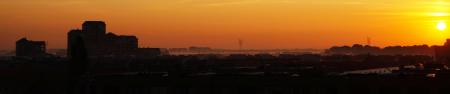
left=238, top=39, right=243, bottom=50
left=68, top=36, right=88, bottom=94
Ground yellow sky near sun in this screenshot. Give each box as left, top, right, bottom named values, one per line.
left=0, top=0, right=449, bottom=49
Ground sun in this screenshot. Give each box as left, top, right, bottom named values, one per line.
left=437, top=21, right=447, bottom=31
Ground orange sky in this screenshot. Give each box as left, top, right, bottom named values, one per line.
left=0, top=0, right=449, bottom=50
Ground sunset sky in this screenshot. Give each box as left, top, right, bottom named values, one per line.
left=1, top=0, right=449, bottom=50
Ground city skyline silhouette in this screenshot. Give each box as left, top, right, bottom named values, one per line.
left=1, top=0, right=450, bottom=50
left=2, top=1, right=450, bottom=94
left=2, top=19, right=449, bottom=51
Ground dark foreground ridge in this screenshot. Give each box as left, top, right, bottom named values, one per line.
left=1, top=55, right=450, bottom=94
left=4, top=21, right=450, bottom=94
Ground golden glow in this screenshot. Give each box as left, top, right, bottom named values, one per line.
left=1, top=0, right=450, bottom=49
left=437, top=21, right=447, bottom=31
left=430, top=12, right=449, bottom=17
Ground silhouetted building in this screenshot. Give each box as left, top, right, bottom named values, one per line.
left=68, top=21, right=162, bottom=57
left=67, top=35, right=88, bottom=94
left=326, top=44, right=434, bottom=56
left=16, top=38, right=46, bottom=57
left=436, top=39, right=450, bottom=63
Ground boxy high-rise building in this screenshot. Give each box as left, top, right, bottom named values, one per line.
left=68, top=21, right=162, bottom=58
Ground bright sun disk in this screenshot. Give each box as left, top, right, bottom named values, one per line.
left=437, top=21, right=447, bottom=31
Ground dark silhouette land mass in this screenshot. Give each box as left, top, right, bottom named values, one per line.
left=3, top=21, right=450, bottom=94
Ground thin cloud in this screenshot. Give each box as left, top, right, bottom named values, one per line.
left=198, top=0, right=391, bottom=6
left=203, top=0, right=262, bottom=6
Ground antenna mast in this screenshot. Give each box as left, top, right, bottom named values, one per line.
left=367, top=37, right=371, bottom=46
left=238, top=39, right=243, bottom=50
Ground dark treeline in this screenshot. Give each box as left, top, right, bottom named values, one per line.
left=325, top=44, right=435, bottom=56
left=0, top=53, right=442, bottom=94
left=0, top=54, right=433, bottom=77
